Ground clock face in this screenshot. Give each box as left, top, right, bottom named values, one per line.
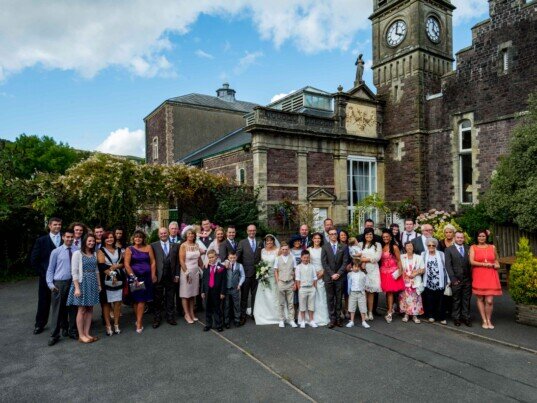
left=386, top=20, right=407, bottom=47
left=426, top=16, right=441, bottom=43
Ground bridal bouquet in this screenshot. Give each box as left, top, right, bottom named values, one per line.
left=255, top=260, right=271, bottom=288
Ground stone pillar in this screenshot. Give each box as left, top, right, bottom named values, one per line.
left=253, top=145, right=268, bottom=223
left=297, top=151, right=308, bottom=203
left=333, top=154, right=348, bottom=226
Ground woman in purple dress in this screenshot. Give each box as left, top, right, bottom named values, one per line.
left=124, top=230, right=156, bottom=333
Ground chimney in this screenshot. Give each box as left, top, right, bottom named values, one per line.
left=216, top=83, right=236, bottom=102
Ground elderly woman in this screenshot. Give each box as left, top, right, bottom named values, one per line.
left=421, top=237, right=448, bottom=324
left=470, top=229, right=502, bottom=329
left=399, top=242, right=425, bottom=323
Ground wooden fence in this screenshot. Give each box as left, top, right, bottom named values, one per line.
left=491, top=224, right=537, bottom=257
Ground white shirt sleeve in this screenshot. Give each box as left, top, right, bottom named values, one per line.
left=295, top=265, right=302, bottom=281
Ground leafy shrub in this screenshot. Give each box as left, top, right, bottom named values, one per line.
left=456, top=204, right=492, bottom=240
left=509, top=237, right=537, bottom=306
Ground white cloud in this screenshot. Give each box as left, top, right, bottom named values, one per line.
left=234, top=51, right=263, bottom=75
left=270, top=90, right=297, bottom=103
left=195, top=49, right=214, bottom=59
left=96, top=128, right=145, bottom=158
left=452, top=0, right=489, bottom=25
left=0, top=0, right=373, bottom=81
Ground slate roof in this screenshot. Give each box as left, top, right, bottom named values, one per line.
left=180, top=128, right=251, bottom=164
left=167, top=93, right=258, bottom=113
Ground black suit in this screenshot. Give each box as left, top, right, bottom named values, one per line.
left=445, top=244, right=472, bottom=321
left=411, top=235, right=428, bottom=256
left=219, top=238, right=239, bottom=262
left=201, top=263, right=227, bottom=328
left=151, top=241, right=179, bottom=322
left=30, top=234, right=59, bottom=329
left=321, top=242, right=349, bottom=324
left=236, top=238, right=262, bottom=318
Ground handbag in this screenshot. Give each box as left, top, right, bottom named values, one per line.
left=444, top=283, right=452, bottom=296
left=413, top=274, right=425, bottom=295
left=392, top=269, right=401, bottom=280
left=104, top=271, right=123, bottom=288
left=129, top=280, right=146, bottom=293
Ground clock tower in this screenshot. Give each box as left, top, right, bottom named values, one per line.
left=370, top=0, right=455, bottom=208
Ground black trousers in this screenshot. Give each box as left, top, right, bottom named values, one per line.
left=224, top=287, right=241, bottom=325
left=153, top=275, right=176, bottom=321
left=423, top=288, right=445, bottom=321
left=205, top=289, right=223, bottom=328
left=35, top=274, right=51, bottom=329
left=325, top=280, right=343, bottom=323
left=50, top=280, right=77, bottom=338
left=240, top=276, right=258, bottom=318
left=451, top=280, right=472, bottom=321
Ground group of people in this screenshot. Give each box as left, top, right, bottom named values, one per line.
left=31, top=215, right=503, bottom=346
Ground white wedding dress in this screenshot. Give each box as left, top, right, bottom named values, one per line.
left=309, top=247, right=330, bottom=326
left=253, top=248, right=280, bottom=325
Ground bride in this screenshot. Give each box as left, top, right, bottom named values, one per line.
left=309, top=232, right=330, bottom=326
left=254, top=234, right=281, bottom=325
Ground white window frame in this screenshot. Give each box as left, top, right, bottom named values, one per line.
left=236, top=167, right=246, bottom=185
left=458, top=120, right=473, bottom=204
left=347, top=156, right=378, bottom=223
left=152, top=137, right=159, bottom=161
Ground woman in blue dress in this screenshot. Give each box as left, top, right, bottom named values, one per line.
left=67, top=234, right=101, bottom=343
left=124, top=230, right=156, bottom=333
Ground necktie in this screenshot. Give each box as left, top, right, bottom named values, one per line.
left=163, top=242, right=168, bottom=255
left=332, top=244, right=337, bottom=255
left=405, top=233, right=410, bottom=243
left=230, top=240, right=235, bottom=250
left=74, top=239, right=79, bottom=247
left=458, top=246, right=464, bottom=257
left=67, top=247, right=72, bottom=262
left=250, top=239, right=255, bottom=252
left=170, top=237, right=175, bottom=244
left=54, top=234, right=60, bottom=247
left=209, top=266, right=215, bottom=288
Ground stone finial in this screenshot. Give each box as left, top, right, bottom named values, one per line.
left=337, top=85, right=344, bottom=92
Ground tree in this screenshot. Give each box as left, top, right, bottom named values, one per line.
left=484, top=94, right=537, bottom=231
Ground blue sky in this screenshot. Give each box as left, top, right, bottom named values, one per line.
left=0, top=1, right=490, bottom=157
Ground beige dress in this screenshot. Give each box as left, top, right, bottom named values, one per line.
left=179, top=244, right=201, bottom=298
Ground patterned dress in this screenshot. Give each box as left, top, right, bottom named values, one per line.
left=67, top=254, right=100, bottom=307
left=398, top=255, right=424, bottom=315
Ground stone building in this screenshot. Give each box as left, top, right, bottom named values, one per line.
left=146, top=0, right=537, bottom=228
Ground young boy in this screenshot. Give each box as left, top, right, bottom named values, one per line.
left=223, top=251, right=245, bottom=328
left=289, top=236, right=303, bottom=319
left=274, top=242, right=297, bottom=328
left=201, top=250, right=226, bottom=332
left=295, top=250, right=318, bottom=328
left=346, top=257, right=370, bottom=329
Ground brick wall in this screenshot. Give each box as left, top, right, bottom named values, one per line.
left=202, top=149, right=253, bottom=184
left=426, top=130, right=455, bottom=210
left=307, top=152, right=334, bottom=187
left=267, top=149, right=298, bottom=184
left=145, top=107, right=166, bottom=164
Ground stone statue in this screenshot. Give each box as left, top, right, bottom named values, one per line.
left=355, top=54, right=365, bottom=86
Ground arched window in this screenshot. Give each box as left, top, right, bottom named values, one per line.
left=237, top=167, right=245, bottom=185
left=152, top=137, right=158, bottom=161
left=458, top=120, right=473, bottom=203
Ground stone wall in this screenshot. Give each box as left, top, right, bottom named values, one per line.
left=267, top=149, right=298, bottom=185
left=202, top=149, right=253, bottom=185
left=307, top=152, right=334, bottom=187
left=145, top=106, right=166, bottom=164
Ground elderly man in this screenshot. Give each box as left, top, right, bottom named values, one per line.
left=411, top=224, right=434, bottom=255
left=323, top=218, right=334, bottom=243
left=168, top=221, right=181, bottom=244
left=298, top=224, right=311, bottom=250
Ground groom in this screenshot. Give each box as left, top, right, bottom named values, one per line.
left=236, top=224, right=262, bottom=325
left=321, top=227, right=349, bottom=328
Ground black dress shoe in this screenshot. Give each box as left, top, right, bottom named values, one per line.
left=152, top=320, right=161, bottom=329
left=328, top=322, right=335, bottom=329
left=225, top=323, right=230, bottom=329
left=454, top=319, right=461, bottom=327
left=217, top=327, right=224, bottom=332
left=464, top=319, right=473, bottom=327
left=337, top=321, right=343, bottom=327
left=62, top=329, right=69, bottom=337
left=34, top=327, right=44, bottom=335
left=48, top=337, right=59, bottom=346
left=234, top=322, right=241, bottom=327
left=167, top=319, right=177, bottom=326
left=69, top=333, right=79, bottom=340
left=239, top=318, right=246, bottom=326
left=203, top=326, right=212, bottom=332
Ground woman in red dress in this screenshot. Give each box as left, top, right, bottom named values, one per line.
left=379, top=229, right=404, bottom=323
left=469, top=229, right=502, bottom=329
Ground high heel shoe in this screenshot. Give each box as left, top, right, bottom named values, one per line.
left=114, top=325, right=121, bottom=335
left=184, top=315, right=194, bottom=324
left=105, top=326, right=113, bottom=336
left=136, top=327, right=144, bottom=334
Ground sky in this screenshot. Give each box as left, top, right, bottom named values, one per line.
left=0, top=0, right=490, bottom=158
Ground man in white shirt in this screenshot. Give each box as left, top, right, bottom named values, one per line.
left=168, top=221, right=181, bottom=244
left=412, top=224, right=434, bottom=255
left=71, top=222, right=85, bottom=251
left=401, top=219, right=418, bottom=245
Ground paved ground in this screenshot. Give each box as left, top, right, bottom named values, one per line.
left=1, top=279, right=537, bottom=402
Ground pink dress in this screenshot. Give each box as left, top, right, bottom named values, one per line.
left=380, top=251, right=405, bottom=292
left=179, top=244, right=201, bottom=298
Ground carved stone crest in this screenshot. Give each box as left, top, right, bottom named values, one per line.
left=346, top=104, right=376, bottom=132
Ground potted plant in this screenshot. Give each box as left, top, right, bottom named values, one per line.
left=509, top=237, right=537, bottom=327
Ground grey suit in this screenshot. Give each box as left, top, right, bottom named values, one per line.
left=411, top=235, right=428, bottom=256
left=236, top=238, right=262, bottom=318
left=445, top=243, right=472, bottom=321
left=151, top=240, right=179, bottom=321
left=321, top=242, right=349, bottom=324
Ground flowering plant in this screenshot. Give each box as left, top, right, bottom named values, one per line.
left=416, top=209, right=470, bottom=242
left=255, top=260, right=272, bottom=288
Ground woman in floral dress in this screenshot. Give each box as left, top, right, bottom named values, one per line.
left=399, top=242, right=424, bottom=323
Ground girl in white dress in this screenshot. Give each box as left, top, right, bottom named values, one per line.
left=253, top=235, right=281, bottom=325
left=309, top=233, right=330, bottom=326
left=357, top=228, right=382, bottom=320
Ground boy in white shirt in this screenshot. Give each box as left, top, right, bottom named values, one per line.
left=346, top=257, right=370, bottom=329
left=295, top=250, right=318, bottom=328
